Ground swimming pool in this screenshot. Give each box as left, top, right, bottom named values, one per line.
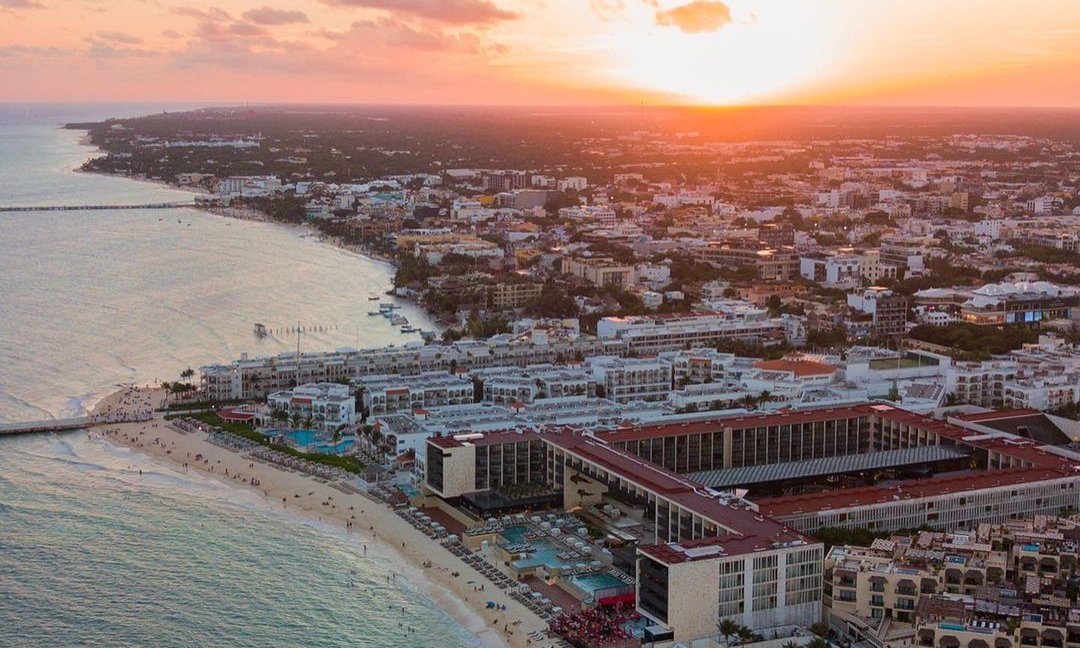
left=311, top=439, right=356, bottom=454
left=502, top=525, right=571, bottom=571
left=264, top=428, right=321, bottom=446
left=264, top=429, right=355, bottom=455
left=397, top=484, right=421, bottom=498
left=567, top=572, right=628, bottom=597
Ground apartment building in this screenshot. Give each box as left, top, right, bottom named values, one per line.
left=266, top=382, right=356, bottom=431
left=201, top=335, right=628, bottom=401
left=597, top=311, right=789, bottom=354
left=587, top=356, right=673, bottom=403
left=358, top=372, right=473, bottom=417
left=801, top=252, right=866, bottom=288
left=848, top=287, right=909, bottom=338
left=560, top=256, right=636, bottom=287
left=945, top=361, right=1020, bottom=407
left=471, top=364, right=593, bottom=404
left=488, top=281, right=543, bottom=310
left=826, top=518, right=1080, bottom=648
left=694, top=243, right=799, bottom=281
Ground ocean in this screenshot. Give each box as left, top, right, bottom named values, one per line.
left=0, top=433, right=482, bottom=648
left=0, top=103, right=436, bottom=423
left=0, top=104, right=477, bottom=647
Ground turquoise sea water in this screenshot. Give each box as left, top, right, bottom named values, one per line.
left=0, top=433, right=480, bottom=648
left=0, top=104, right=475, bottom=647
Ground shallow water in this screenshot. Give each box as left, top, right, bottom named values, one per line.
left=0, top=433, right=480, bottom=648
left=0, top=104, right=475, bottom=647
left=0, top=104, right=435, bottom=422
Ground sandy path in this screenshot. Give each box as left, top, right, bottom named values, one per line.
left=91, top=395, right=552, bottom=648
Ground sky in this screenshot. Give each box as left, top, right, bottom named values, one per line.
left=1, top=0, right=1079, bottom=106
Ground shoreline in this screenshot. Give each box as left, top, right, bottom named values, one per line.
left=69, top=127, right=403, bottom=271
left=91, top=387, right=548, bottom=648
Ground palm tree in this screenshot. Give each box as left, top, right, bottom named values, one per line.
left=303, top=416, right=314, bottom=430
left=737, top=627, right=754, bottom=644
left=270, top=408, right=288, bottom=425
left=718, top=619, right=740, bottom=645
left=180, top=367, right=195, bottom=384
left=289, top=412, right=302, bottom=429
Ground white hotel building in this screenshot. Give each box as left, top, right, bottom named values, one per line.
left=266, top=382, right=357, bottom=431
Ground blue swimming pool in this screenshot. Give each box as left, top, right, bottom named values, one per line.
left=568, top=572, right=627, bottom=597
left=311, top=439, right=356, bottom=454
left=502, top=525, right=571, bottom=571
left=397, top=484, right=421, bottom=497
left=264, top=428, right=321, bottom=445
left=263, top=429, right=355, bottom=455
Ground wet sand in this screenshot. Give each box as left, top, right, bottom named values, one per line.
left=91, top=388, right=549, bottom=648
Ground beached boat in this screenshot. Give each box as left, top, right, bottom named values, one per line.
left=391, top=314, right=408, bottom=326
left=367, top=311, right=381, bottom=316
left=367, top=295, right=380, bottom=301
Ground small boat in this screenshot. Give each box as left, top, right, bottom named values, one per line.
left=367, top=295, right=380, bottom=301
left=401, top=326, right=419, bottom=333
left=379, top=302, right=399, bottom=310
left=367, top=311, right=381, bottom=316
left=391, top=314, right=408, bottom=326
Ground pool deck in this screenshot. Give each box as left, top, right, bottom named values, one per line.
left=522, top=576, right=583, bottom=615
left=420, top=506, right=468, bottom=536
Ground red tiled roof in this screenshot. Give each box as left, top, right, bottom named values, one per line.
left=639, top=533, right=810, bottom=565
left=757, top=468, right=1074, bottom=518
left=751, top=359, right=838, bottom=377
left=598, top=404, right=881, bottom=443
left=953, top=409, right=1043, bottom=422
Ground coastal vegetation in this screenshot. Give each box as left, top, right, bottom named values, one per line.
left=909, top=322, right=1039, bottom=360
left=191, top=412, right=365, bottom=474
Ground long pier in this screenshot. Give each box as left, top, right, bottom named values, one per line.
left=0, top=416, right=92, bottom=435
left=0, top=202, right=195, bottom=213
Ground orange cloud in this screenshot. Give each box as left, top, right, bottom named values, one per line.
left=655, top=0, right=731, bottom=34
left=319, top=0, right=519, bottom=25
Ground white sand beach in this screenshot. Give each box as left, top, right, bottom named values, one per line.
left=91, top=387, right=550, bottom=648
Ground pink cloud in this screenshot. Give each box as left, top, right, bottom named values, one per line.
left=242, top=6, right=309, bottom=25
left=0, top=0, right=45, bottom=9
left=95, top=30, right=143, bottom=45
left=320, top=0, right=519, bottom=25
left=655, top=0, right=731, bottom=34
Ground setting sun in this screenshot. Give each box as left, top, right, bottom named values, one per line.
left=609, top=2, right=837, bottom=104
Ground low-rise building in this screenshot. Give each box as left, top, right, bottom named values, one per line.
left=587, top=356, right=673, bottom=403
left=266, top=382, right=356, bottom=431
left=359, top=372, right=474, bottom=417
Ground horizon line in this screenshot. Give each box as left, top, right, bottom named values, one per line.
left=5, top=100, right=1080, bottom=112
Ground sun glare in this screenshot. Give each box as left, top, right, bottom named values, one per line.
left=608, top=3, right=838, bottom=105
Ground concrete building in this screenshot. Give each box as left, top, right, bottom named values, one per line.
left=587, top=356, right=673, bottom=403
left=694, top=243, right=799, bottom=281
left=266, top=382, right=356, bottom=431
left=359, top=372, right=473, bottom=417
left=960, top=281, right=1078, bottom=326
left=560, top=256, right=636, bottom=288
left=848, top=287, right=908, bottom=338
left=597, top=311, right=789, bottom=354
left=488, top=282, right=543, bottom=310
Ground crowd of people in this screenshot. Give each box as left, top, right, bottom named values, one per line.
left=549, top=603, right=638, bottom=648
